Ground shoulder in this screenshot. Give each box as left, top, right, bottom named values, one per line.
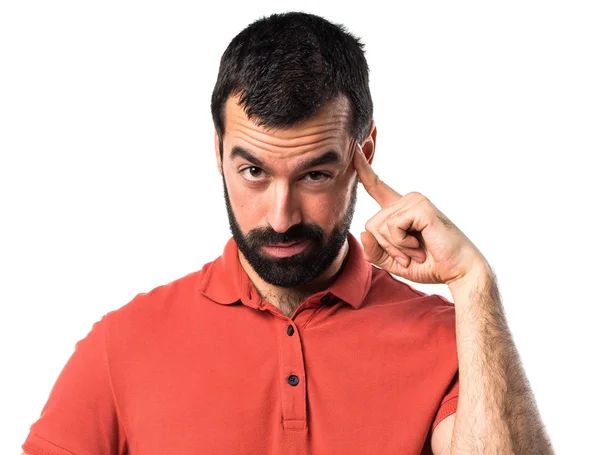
left=365, top=266, right=456, bottom=327
left=103, top=262, right=213, bottom=339
left=368, top=266, right=454, bottom=305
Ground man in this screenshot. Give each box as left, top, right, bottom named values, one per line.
left=22, top=11, right=554, bottom=455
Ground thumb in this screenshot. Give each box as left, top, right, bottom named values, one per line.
left=360, top=231, right=386, bottom=265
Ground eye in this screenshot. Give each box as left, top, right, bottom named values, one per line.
left=240, top=166, right=266, bottom=181
left=303, top=171, right=331, bottom=183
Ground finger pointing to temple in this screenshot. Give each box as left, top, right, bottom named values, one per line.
left=352, top=143, right=403, bottom=208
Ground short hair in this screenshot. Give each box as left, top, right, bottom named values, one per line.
left=211, top=11, right=373, bottom=157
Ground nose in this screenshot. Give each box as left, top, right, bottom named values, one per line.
left=265, top=181, right=302, bottom=233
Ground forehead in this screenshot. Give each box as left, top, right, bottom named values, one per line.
left=223, top=94, right=353, bottom=161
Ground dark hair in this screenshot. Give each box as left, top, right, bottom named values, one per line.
left=211, top=11, right=373, bottom=157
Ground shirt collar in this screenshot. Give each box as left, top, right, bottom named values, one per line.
left=198, top=233, right=372, bottom=310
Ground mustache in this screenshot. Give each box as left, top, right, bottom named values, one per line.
left=246, top=223, right=325, bottom=246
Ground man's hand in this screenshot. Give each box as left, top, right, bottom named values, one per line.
left=353, top=143, right=489, bottom=287
left=354, top=142, right=555, bottom=453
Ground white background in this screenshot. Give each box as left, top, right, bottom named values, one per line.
left=1, top=1, right=598, bottom=453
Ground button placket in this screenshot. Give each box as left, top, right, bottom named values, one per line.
left=277, top=320, right=307, bottom=430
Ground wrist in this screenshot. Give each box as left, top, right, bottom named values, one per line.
left=448, top=259, right=493, bottom=298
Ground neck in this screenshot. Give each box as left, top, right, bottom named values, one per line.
left=238, top=239, right=350, bottom=315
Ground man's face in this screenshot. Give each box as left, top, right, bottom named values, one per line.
left=217, top=95, right=362, bottom=288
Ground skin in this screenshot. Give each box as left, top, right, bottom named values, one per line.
left=354, top=144, right=554, bottom=453
left=215, top=94, right=376, bottom=317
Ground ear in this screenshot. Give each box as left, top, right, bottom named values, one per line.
left=214, top=130, right=223, bottom=175
left=361, top=120, right=377, bottom=166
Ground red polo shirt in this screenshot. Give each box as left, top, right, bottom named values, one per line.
left=23, top=233, right=459, bottom=455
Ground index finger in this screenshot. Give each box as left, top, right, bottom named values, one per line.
left=352, top=142, right=403, bottom=208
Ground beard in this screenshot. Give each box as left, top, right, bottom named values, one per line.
left=222, top=175, right=358, bottom=288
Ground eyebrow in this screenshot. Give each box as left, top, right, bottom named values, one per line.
left=229, top=146, right=343, bottom=173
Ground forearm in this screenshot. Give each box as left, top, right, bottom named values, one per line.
left=447, top=264, right=554, bottom=454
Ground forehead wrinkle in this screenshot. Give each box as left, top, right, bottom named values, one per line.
left=235, top=131, right=341, bottom=152
left=226, top=98, right=352, bottom=144
left=230, top=129, right=344, bottom=157
left=224, top=95, right=353, bottom=162
left=232, top=119, right=349, bottom=145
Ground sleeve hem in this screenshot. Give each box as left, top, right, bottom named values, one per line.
left=22, top=433, right=78, bottom=455
left=431, top=395, right=458, bottom=433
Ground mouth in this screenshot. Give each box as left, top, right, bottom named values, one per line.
left=262, top=240, right=309, bottom=258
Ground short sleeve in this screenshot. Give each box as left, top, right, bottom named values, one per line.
left=22, top=315, right=128, bottom=455
left=431, top=371, right=459, bottom=433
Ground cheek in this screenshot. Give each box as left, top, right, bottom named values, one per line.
left=225, top=173, right=263, bottom=224
left=303, top=181, right=352, bottom=227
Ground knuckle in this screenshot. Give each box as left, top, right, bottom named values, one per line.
left=374, top=174, right=384, bottom=185
left=369, top=173, right=385, bottom=189
left=393, top=208, right=407, bottom=219
left=407, top=191, right=424, bottom=200
left=386, top=217, right=397, bottom=232
left=408, top=191, right=432, bottom=209
left=387, top=219, right=406, bottom=240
